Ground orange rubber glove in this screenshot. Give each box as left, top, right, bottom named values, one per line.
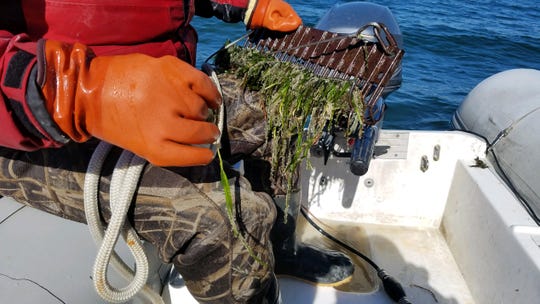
left=38, top=40, right=222, bottom=167
left=247, top=0, right=302, bottom=32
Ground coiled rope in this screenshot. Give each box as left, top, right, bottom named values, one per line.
left=84, top=142, right=164, bottom=303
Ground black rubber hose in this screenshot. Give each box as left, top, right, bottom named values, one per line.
left=378, top=269, right=412, bottom=304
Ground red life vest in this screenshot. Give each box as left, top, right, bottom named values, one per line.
left=21, top=0, right=198, bottom=63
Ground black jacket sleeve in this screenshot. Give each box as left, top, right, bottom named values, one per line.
left=195, top=0, right=254, bottom=24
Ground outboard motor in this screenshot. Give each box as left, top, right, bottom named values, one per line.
left=316, top=2, right=403, bottom=97
left=313, top=2, right=403, bottom=176
left=452, top=68, right=540, bottom=223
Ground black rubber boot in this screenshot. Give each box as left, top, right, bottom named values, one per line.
left=260, top=274, right=281, bottom=304
left=271, top=192, right=354, bottom=286
left=241, top=157, right=354, bottom=286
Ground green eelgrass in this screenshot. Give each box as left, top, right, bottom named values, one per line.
left=217, top=149, right=267, bottom=267
left=215, top=44, right=364, bottom=217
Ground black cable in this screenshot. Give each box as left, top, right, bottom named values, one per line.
left=489, top=149, right=540, bottom=225
left=300, top=206, right=379, bottom=270
left=300, top=207, right=412, bottom=303
left=455, top=129, right=540, bottom=226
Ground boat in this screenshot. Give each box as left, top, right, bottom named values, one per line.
left=1, top=2, right=539, bottom=303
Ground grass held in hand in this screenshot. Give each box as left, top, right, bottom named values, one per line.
left=215, top=45, right=364, bottom=200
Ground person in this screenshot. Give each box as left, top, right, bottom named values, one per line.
left=0, top=1, right=353, bottom=303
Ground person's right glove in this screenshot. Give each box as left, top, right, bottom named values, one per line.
left=246, top=0, right=302, bottom=32
left=36, top=40, right=222, bottom=167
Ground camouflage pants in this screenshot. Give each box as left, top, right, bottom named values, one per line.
left=0, top=74, right=279, bottom=303
left=0, top=141, right=275, bottom=303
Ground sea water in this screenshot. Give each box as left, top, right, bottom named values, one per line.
left=192, top=0, right=540, bottom=130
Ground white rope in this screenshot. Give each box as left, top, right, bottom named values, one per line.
left=84, top=142, right=163, bottom=303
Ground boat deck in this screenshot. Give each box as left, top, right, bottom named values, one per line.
left=0, top=196, right=470, bottom=304
left=166, top=213, right=478, bottom=304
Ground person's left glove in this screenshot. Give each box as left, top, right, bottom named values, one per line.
left=246, top=0, right=302, bottom=32
left=35, top=40, right=222, bottom=167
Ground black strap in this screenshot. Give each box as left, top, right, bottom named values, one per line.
left=3, top=50, right=33, bottom=89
